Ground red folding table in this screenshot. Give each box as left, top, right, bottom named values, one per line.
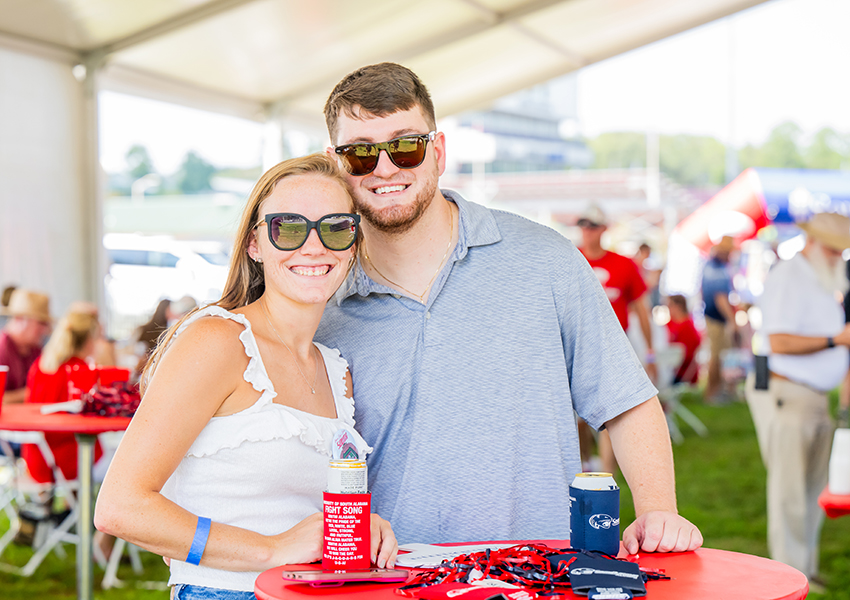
left=255, top=539, right=808, bottom=600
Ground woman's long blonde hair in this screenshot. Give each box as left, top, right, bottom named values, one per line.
left=39, top=311, right=100, bottom=374
left=141, top=153, right=355, bottom=389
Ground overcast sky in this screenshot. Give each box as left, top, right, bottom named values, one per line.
left=99, top=0, right=850, bottom=174
left=576, top=0, right=850, bottom=145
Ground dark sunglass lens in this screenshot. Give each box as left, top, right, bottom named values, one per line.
left=319, top=216, right=357, bottom=250
left=340, top=144, right=379, bottom=175
left=388, top=136, right=426, bottom=168
left=271, top=215, right=308, bottom=249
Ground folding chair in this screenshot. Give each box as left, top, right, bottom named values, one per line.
left=0, top=429, right=80, bottom=576
left=99, top=536, right=144, bottom=589
left=655, top=344, right=709, bottom=444
left=0, top=431, right=146, bottom=586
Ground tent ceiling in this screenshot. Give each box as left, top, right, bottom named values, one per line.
left=0, top=0, right=767, bottom=124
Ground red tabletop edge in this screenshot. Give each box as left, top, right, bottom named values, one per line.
left=819, top=486, right=850, bottom=518
left=0, top=403, right=131, bottom=435
left=255, top=540, right=809, bottom=600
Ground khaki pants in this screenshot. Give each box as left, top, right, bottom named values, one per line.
left=745, top=373, right=833, bottom=578
left=705, top=317, right=731, bottom=356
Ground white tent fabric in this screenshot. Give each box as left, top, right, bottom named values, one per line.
left=1, top=0, right=767, bottom=121
left=0, top=0, right=767, bottom=313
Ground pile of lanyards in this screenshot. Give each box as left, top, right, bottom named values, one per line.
left=396, top=543, right=669, bottom=597
left=81, top=381, right=142, bottom=418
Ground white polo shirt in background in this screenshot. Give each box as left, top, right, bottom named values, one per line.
left=760, top=252, right=848, bottom=392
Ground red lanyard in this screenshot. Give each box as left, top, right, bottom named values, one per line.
left=396, top=543, right=668, bottom=597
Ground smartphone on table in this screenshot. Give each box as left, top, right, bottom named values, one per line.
left=281, top=568, right=409, bottom=587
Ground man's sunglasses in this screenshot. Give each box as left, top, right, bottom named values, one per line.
left=256, top=213, right=360, bottom=252
left=334, top=131, right=436, bottom=176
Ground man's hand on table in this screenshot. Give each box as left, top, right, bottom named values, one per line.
left=622, top=510, right=703, bottom=554
left=370, top=514, right=398, bottom=568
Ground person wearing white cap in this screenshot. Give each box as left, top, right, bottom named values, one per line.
left=576, top=204, right=656, bottom=380
left=0, top=289, right=52, bottom=404
left=745, top=211, right=850, bottom=589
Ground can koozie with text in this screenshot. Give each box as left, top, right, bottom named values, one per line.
left=569, top=486, right=620, bottom=556
left=322, top=492, right=370, bottom=570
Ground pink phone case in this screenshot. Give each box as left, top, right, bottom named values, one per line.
left=281, top=568, right=409, bottom=587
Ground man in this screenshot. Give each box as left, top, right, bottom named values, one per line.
left=745, top=212, right=850, bottom=587
left=576, top=205, right=657, bottom=473
left=0, top=289, right=51, bottom=404
left=577, top=205, right=657, bottom=380
left=316, top=62, right=701, bottom=552
left=635, top=242, right=662, bottom=308
left=700, top=236, right=737, bottom=403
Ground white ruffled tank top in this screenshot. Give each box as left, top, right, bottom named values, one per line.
left=160, top=305, right=372, bottom=592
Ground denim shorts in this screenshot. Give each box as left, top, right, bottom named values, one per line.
left=172, top=583, right=256, bottom=600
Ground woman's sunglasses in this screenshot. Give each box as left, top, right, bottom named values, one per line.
left=334, top=131, right=436, bottom=176
left=256, top=213, right=360, bottom=252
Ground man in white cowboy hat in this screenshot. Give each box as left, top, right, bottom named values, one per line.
left=745, top=211, right=850, bottom=589
left=0, top=289, right=52, bottom=404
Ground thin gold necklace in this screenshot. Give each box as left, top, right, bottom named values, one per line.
left=260, top=298, right=319, bottom=394
left=363, top=205, right=454, bottom=304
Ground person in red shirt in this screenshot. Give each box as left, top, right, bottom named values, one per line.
left=577, top=204, right=656, bottom=377
left=666, top=294, right=702, bottom=385
left=577, top=204, right=656, bottom=474
left=24, top=309, right=103, bottom=483
left=0, top=289, right=52, bottom=405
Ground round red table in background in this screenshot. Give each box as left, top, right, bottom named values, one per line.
left=0, top=404, right=131, bottom=600
left=819, top=487, right=850, bottom=518
left=254, top=539, right=808, bottom=600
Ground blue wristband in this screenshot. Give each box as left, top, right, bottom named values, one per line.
left=186, top=516, right=211, bottom=566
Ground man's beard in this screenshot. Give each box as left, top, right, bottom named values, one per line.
left=354, top=169, right=439, bottom=235
left=807, top=243, right=849, bottom=295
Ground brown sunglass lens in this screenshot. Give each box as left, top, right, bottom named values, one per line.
left=339, top=136, right=427, bottom=174
left=387, top=137, right=426, bottom=168
left=341, top=147, right=379, bottom=175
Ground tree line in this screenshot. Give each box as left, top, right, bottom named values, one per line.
left=588, top=121, right=850, bottom=188
left=110, top=121, right=849, bottom=196
left=108, top=145, right=260, bottom=197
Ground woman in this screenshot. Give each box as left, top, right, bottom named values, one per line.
left=95, top=154, right=397, bottom=600
left=134, top=298, right=170, bottom=354
left=25, top=308, right=103, bottom=483
left=131, top=298, right=170, bottom=376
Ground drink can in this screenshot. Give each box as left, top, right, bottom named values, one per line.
left=569, top=472, right=620, bottom=555
left=324, top=458, right=370, bottom=570
left=322, top=491, right=371, bottom=570
left=327, top=459, right=368, bottom=494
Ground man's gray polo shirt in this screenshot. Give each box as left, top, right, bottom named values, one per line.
left=315, top=190, right=656, bottom=545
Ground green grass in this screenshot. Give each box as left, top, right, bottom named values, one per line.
left=1, top=392, right=848, bottom=598
left=617, top=390, right=850, bottom=600
left=0, top=514, right=170, bottom=599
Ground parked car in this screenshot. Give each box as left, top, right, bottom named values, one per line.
left=103, top=233, right=230, bottom=319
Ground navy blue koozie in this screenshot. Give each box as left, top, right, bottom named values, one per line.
left=569, top=474, right=620, bottom=556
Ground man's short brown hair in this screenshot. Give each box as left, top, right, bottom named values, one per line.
left=324, top=62, right=436, bottom=143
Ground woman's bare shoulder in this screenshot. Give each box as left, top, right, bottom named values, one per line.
left=162, top=314, right=250, bottom=366
left=145, top=314, right=251, bottom=405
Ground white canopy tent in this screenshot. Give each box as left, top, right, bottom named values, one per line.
left=0, top=0, right=767, bottom=315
